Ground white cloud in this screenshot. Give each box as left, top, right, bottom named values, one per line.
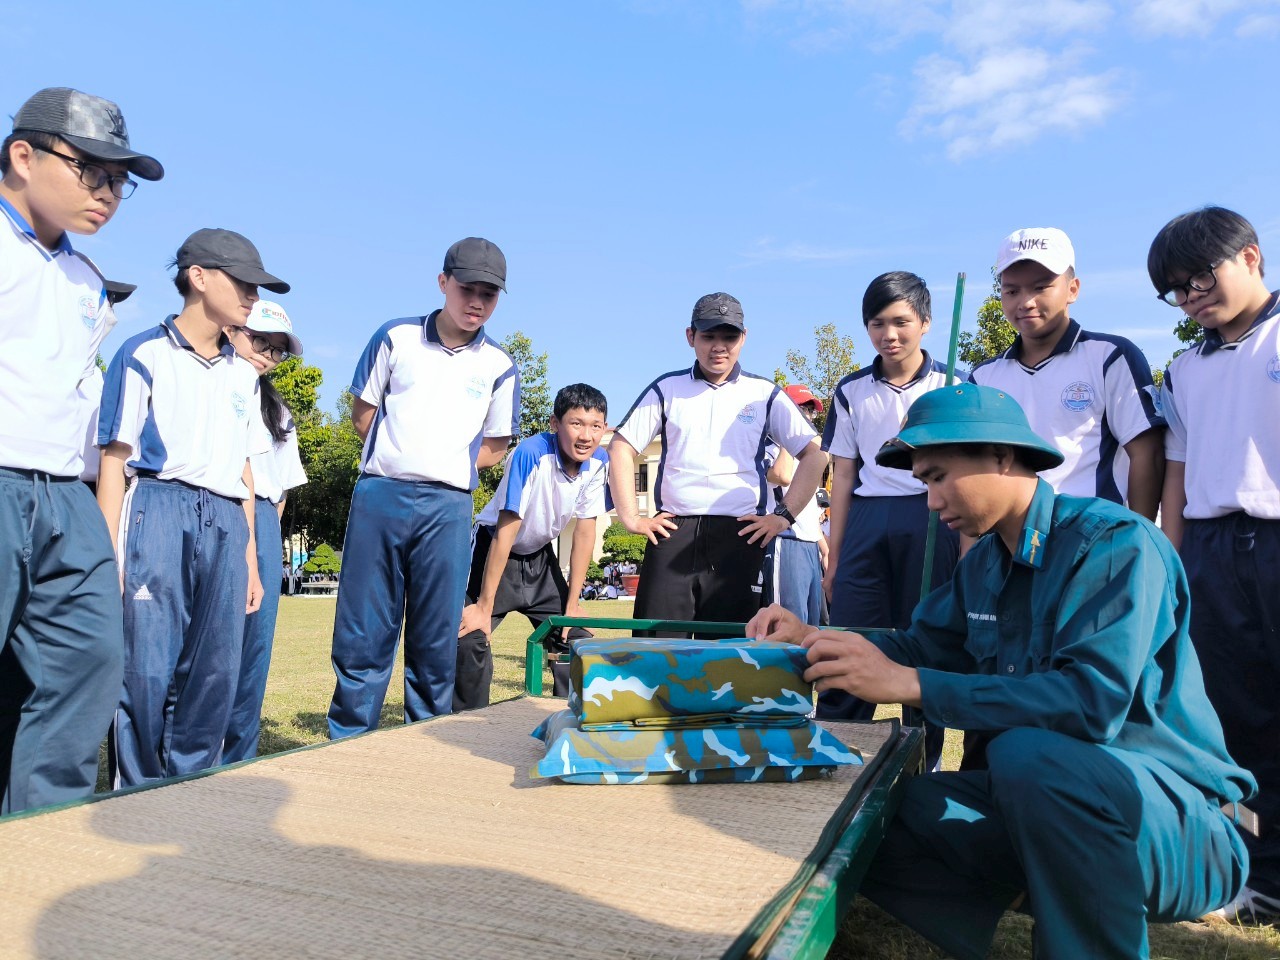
left=1131, top=0, right=1249, bottom=36
left=943, top=0, right=1111, bottom=52
left=1237, top=11, right=1280, bottom=37
left=902, top=46, right=1122, bottom=160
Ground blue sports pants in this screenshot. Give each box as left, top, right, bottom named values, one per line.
left=111, top=478, right=249, bottom=787
left=1183, top=513, right=1280, bottom=899
left=328, top=476, right=471, bottom=738
left=862, top=727, right=1248, bottom=960
left=762, top=536, right=824, bottom=626
left=0, top=468, right=123, bottom=814
left=223, top=497, right=281, bottom=763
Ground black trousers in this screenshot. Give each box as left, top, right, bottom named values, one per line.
left=454, top=527, right=585, bottom=710
left=1183, top=513, right=1280, bottom=898
left=632, top=515, right=766, bottom=629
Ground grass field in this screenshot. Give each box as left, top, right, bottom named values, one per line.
left=232, top=598, right=1280, bottom=957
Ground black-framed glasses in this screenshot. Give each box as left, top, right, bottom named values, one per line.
left=33, top=145, right=137, bottom=199
left=249, top=334, right=291, bottom=363
left=1158, top=261, right=1223, bottom=306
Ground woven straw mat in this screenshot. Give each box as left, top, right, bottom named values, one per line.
left=0, top=697, right=893, bottom=960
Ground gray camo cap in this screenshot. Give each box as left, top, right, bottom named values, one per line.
left=12, top=87, right=163, bottom=181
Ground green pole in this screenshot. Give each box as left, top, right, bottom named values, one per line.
left=919, top=272, right=966, bottom=600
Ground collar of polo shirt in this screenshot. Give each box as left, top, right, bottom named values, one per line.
left=423, top=310, right=484, bottom=353
left=162, top=315, right=236, bottom=363
left=0, top=194, right=73, bottom=256
left=1006, top=318, right=1082, bottom=365
left=1200, top=291, right=1280, bottom=355
left=872, top=350, right=936, bottom=386
left=691, top=361, right=742, bottom=384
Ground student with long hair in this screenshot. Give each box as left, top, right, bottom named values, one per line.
left=222, top=300, right=307, bottom=762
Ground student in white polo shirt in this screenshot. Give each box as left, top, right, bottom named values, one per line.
left=454, top=383, right=609, bottom=708
left=0, top=87, right=162, bottom=814
left=609, top=293, right=826, bottom=625
left=97, top=228, right=287, bottom=786
left=1149, top=206, right=1280, bottom=924
left=221, top=300, right=308, bottom=763
left=328, top=238, right=519, bottom=737
left=79, top=280, right=137, bottom=491
left=761, top=384, right=829, bottom=626
left=820, top=272, right=957, bottom=766
left=969, top=227, right=1165, bottom=519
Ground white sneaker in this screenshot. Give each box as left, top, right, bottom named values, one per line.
left=1202, top=886, right=1280, bottom=925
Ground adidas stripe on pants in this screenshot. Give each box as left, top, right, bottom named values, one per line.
left=111, top=478, right=248, bottom=787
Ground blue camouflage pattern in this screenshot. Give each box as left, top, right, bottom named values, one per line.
left=530, top=708, right=862, bottom=785
left=570, top=637, right=814, bottom=729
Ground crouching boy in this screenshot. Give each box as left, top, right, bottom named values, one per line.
left=455, top=383, right=609, bottom=707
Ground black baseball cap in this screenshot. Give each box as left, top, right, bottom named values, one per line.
left=104, top=279, right=136, bottom=305
left=12, top=87, right=163, bottom=181
left=175, top=228, right=290, bottom=294
left=444, top=237, right=506, bottom=291
left=691, top=292, right=745, bottom=331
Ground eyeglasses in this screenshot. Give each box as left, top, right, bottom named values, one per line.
left=249, top=334, right=292, bottom=363
left=33, top=145, right=137, bottom=199
left=1158, top=261, right=1223, bottom=306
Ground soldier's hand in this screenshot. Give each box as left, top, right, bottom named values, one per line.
left=746, top=603, right=808, bottom=645
left=802, top=631, right=922, bottom=707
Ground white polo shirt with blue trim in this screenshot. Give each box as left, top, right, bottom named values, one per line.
left=968, top=319, right=1164, bottom=503
left=0, top=195, right=114, bottom=476
left=822, top=353, right=952, bottom=498
left=614, top=363, right=818, bottom=517
left=98, top=316, right=271, bottom=499
left=351, top=310, right=519, bottom=491
left=475, top=432, right=608, bottom=555
left=251, top=408, right=308, bottom=504
left=1162, top=292, right=1280, bottom=520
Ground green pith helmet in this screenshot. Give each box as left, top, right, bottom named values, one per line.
left=875, top=383, right=1065, bottom=472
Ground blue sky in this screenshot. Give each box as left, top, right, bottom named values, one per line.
left=7, top=0, right=1278, bottom=417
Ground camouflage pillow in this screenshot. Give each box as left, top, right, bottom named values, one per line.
left=530, top=709, right=861, bottom=785
left=570, top=637, right=813, bottom=730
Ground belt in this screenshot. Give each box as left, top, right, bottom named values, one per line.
left=1221, top=801, right=1260, bottom=837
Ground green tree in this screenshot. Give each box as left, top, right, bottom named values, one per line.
left=473, top=330, right=552, bottom=515
left=784, top=323, right=858, bottom=432
left=956, top=278, right=1015, bottom=370
left=302, top=543, right=341, bottom=576
left=502, top=330, right=551, bottom=441
left=269, top=357, right=323, bottom=422
left=600, top=520, right=647, bottom=566
left=288, top=391, right=364, bottom=553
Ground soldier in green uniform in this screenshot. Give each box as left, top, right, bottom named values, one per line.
left=748, top=383, right=1254, bottom=960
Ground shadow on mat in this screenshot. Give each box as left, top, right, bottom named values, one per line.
left=33, top=775, right=715, bottom=960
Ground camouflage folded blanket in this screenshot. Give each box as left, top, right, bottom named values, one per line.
left=530, top=708, right=861, bottom=785
left=569, top=637, right=814, bottom=730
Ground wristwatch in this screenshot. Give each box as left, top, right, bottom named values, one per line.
left=773, top=503, right=796, bottom=526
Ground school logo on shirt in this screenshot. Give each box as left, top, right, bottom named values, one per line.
left=737, top=404, right=758, bottom=425
left=231, top=391, right=247, bottom=419
left=466, top=375, right=487, bottom=399
left=1268, top=355, right=1280, bottom=383
left=78, top=295, right=97, bottom=329
left=1060, top=381, right=1094, bottom=412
